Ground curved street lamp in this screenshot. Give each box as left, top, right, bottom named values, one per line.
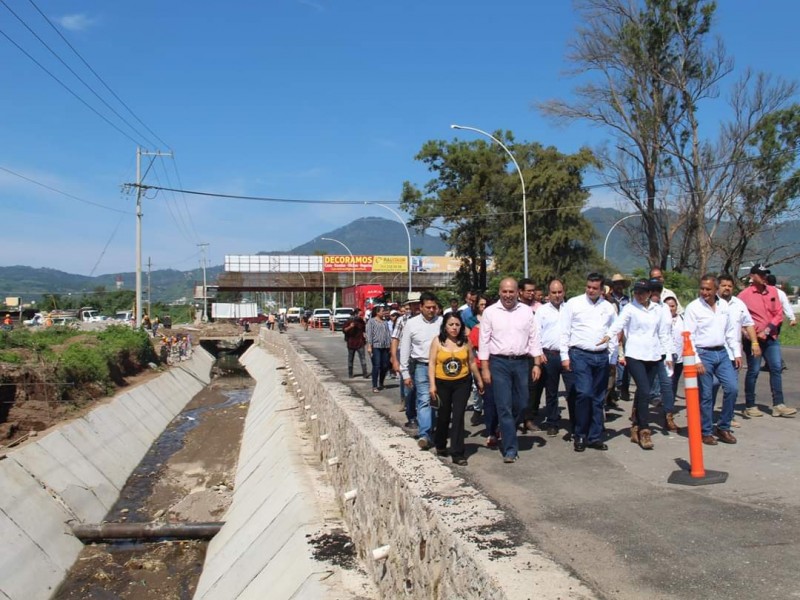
left=321, top=237, right=356, bottom=285
left=366, top=202, right=413, bottom=294
left=602, top=214, right=642, bottom=262
left=451, top=124, right=528, bottom=279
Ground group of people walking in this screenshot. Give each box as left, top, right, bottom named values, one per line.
left=340, top=264, right=796, bottom=464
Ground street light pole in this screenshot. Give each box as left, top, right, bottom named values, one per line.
left=367, top=202, right=412, bottom=293
left=198, top=243, right=209, bottom=322
left=321, top=237, right=356, bottom=285
left=451, top=124, right=528, bottom=279
left=296, top=271, right=307, bottom=307
left=602, top=214, right=642, bottom=262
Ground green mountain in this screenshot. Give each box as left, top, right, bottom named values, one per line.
left=3, top=211, right=796, bottom=303
left=277, top=217, right=448, bottom=256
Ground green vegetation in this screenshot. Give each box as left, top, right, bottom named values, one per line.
left=0, top=325, right=158, bottom=397
left=0, top=351, right=22, bottom=363
left=781, top=323, right=800, bottom=347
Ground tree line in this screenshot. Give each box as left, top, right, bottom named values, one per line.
left=401, top=0, right=799, bottom=293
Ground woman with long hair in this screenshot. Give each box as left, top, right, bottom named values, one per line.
left=428, top=312, right=483, bottom=465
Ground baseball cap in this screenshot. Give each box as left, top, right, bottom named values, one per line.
left=749, top=263, right=770, bottom=276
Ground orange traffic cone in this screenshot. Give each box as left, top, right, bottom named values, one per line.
left=668, top=331, right=728, bottom=486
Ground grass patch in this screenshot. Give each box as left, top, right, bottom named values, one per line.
left=780, top=320, right=800, bottom=347
left=0, top=350, right=21, bottom=363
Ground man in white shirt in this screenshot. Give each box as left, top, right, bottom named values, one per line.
left=560, top=272, right=617, bottom=452
left=683, top=275, right=742, bottom=445
left=534, top=279, right=575, bottom=437
left=650, top=267, right=683, bottom=313
left=767, top=275, right=797, bottom=327
left=399, top=292, right=442, bottom=450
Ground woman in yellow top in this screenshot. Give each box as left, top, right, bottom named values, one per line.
left=428, top=312, right=483, bottom=465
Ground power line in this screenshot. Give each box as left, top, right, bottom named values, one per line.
left=136, top=184, right=404, bottom=205
left=25, top=0, right=171, bottom=150
left=0, top=0, right=158, bottom=148
left=0, top=165, right=131, bottom=214
left=88, top=215, right=126, bottom=277
left=0, top=24, right=146, bottom=147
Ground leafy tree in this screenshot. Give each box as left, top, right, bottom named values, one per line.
left=401, top=134, right=599, bottom=293
left=401, top=138, right=506, bottom=292
left=718, top=104, right=800, bottom=275
left=541, top=0, right=728, bottom=272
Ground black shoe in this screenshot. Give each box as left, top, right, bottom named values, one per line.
left=587, top=441, right=608, bottom=451
left=435, top=448, right=449, bottom=457
left=404, top=419, right=418, bottom=428
left=573, top=438, right=586, bottom=452
left=470, top=411, right=483, bottom=426
left=452, top=456, right=468, bottom=466
left=546, top=426, right=559, bottom=437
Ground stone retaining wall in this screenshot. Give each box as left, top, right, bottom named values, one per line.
left=259, top=330, right=595, bottom=599
left=0, top=351, right=214, bottom=600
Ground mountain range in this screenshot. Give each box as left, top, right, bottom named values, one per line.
left=2, top=211, right=797, bottom=303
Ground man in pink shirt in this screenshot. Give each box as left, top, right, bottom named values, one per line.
left=518, top=278, right=543, bottom=430
left=738, top=264, right=797, bottom=417
left=479, top=278, right=543, bottom=463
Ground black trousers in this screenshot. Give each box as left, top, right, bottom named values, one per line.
left=434, top=376, right=472, bottom=458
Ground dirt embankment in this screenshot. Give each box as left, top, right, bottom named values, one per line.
left=0, top=321, right=246, bottom=448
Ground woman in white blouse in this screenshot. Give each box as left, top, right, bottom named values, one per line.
left=600, top=279, right=672, bottom=450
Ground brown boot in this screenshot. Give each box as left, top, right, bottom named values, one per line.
left=665, top=412, right=679, bottom=432
left=639, top=428, right=654, bottom=450
left=630, top=425, right=639, bottom=444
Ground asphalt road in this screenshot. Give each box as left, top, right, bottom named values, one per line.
left=287, top=326, right=800, bottom=600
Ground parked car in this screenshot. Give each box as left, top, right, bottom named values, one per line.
left=332, top=307, right=355, bottom=331
left=286, top=307, right=303, bottom=323
left=310, top=308, right=332, bottom=328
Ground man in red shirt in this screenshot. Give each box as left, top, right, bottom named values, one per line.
left=738, top=264, right=796, bottom=418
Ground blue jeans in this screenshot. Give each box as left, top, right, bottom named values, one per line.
left=489, top=356, right=529, bottom=459
left=615, top=362, right=630, bottom=391
left=400, top=376, right=417, bottom=422
left=541, top=349, right=572, bottom=426
left=744, top=339, right=784, bottom=407
left=626, top=357, right=659, bottom=429
left=569, top=348, right=608, bottom=443
left=655, top=359, right=675, bottom=413
left=413, top=360, right=433, bottom=442
left=481, top=383, right=498, bottom=438
left=697, top=347, right=737, bottom=435
left=370, top=347, right=390, bottom=389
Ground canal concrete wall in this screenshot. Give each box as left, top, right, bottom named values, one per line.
left=0, top=351, right=214, bottom=600
left=238, top=331, right=594, bottom=599
left=194, top=345, right=362, bottom=599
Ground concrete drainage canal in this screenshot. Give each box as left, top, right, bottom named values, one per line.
left=54, top=349, right=254, bottom=599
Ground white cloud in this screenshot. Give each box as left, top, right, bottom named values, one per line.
left=56, top=13, right=97, bottom=32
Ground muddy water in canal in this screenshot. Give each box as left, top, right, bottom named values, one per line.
left=55, top=356, right=252, bottom=599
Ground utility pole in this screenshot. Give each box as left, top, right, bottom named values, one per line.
left=134, top=146, right=172, bottom=329
left=146, top=257, right=152, bottom=319
left=198, top=243, right=209, bottom=322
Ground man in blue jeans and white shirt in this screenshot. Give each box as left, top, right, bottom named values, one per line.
left=399, top=292, right=442, bottom=449
left=560, top=272, right=617, bottom=452
left=683, top=274, right=742, bottom=445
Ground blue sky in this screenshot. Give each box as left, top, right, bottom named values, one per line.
left=2, top=0, right=798, bottom=277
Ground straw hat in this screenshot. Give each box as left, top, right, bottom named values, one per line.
left=610, top=273, right=630, bottom=286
